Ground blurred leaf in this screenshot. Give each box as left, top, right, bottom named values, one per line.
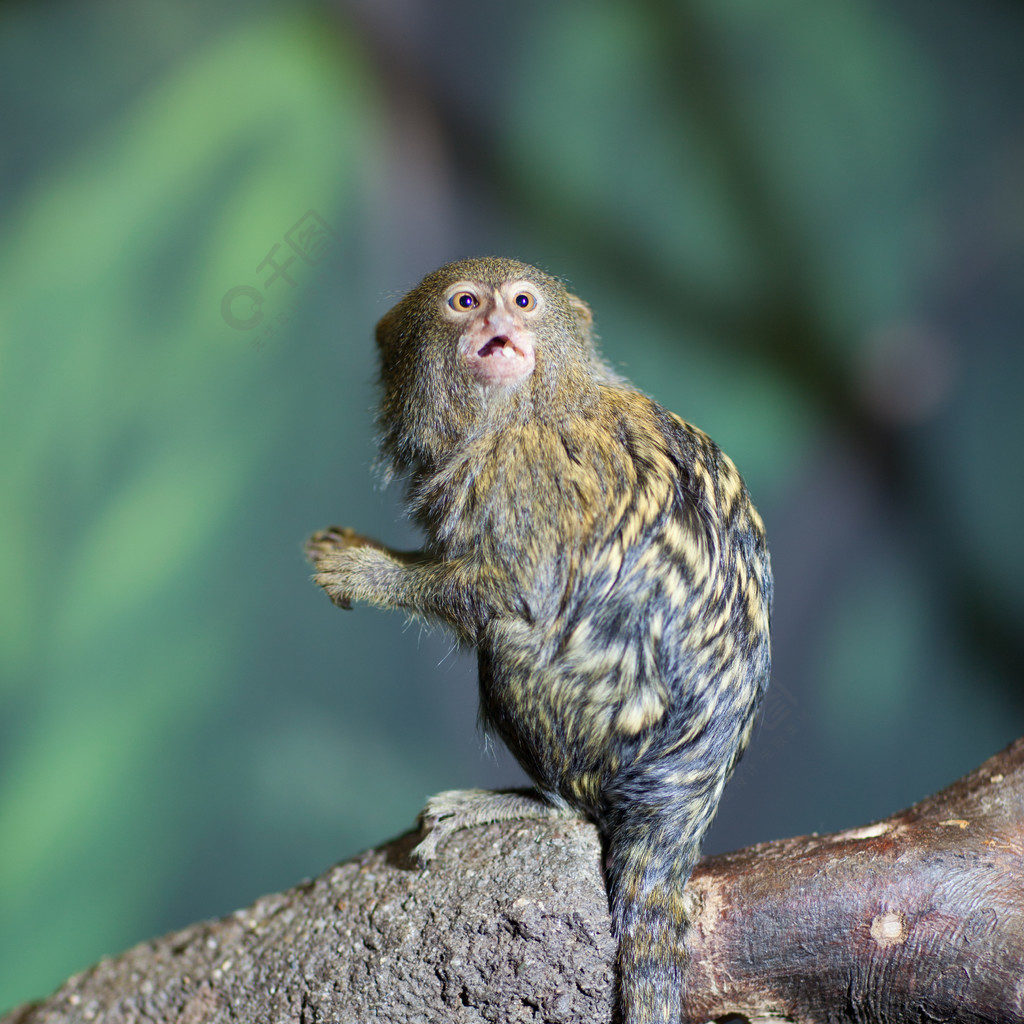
left=0, top=6, right=378, bottom=1007
left=701, top=0, right=938, bottom=337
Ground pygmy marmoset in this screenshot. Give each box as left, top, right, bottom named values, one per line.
left=306, top=257, right=772, bottom=1024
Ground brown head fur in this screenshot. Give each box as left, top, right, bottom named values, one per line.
left=375, top=257, right=604, bottom=476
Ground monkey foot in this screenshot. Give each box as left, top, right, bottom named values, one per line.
left=411, top=788, right=573, bottom=866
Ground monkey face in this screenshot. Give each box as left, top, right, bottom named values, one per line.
left=373, top=257, right=603, bottom=475
left=441, top=278, right=541, bottom=388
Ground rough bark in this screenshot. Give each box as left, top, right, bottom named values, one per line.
left=684, top=736, right=1024, bottom=1023
left=4, top=739, right=1023, bottom=1024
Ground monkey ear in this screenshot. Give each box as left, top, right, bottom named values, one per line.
left=375, top=304, right=399, bottom=351
left=567, top=293, right=593, bottom=337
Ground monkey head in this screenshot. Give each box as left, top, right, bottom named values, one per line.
left=374, top=257, right=604, bottom=475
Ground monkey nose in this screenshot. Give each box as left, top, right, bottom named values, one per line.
left=483, top=309, right=517, bottom=333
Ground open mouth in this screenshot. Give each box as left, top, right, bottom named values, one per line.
left=478, top=336, right=525, bottom=359
left=463, top=331, right=536, bottom=385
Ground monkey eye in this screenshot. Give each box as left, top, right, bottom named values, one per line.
left=513, top=291, right=537, bottom=311
left=448, top=290, right=479, bottom=311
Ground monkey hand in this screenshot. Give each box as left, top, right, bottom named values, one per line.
left=305, top=526, right=390, bottom=610
left=305, top=525, right=384, bottom=560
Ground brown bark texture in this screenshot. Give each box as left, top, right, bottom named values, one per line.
left=4, top=739, right=1022, bottom=1024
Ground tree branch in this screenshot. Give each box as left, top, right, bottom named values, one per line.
left=5, top=739, right=1022, bottom=1024
left=684, top=736, right=1024, bottom=1022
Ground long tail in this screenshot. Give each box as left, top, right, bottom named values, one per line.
left=601, top=765, right=734, bottom=1024
left=608, top=838, right=698, bottom=1023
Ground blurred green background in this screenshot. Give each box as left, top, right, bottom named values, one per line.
left=2, top=0, right=1022, bottom=1011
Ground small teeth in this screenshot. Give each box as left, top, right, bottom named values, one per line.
left=474, top=336, right=528, bottom=362
left=481, top=343, right=518, bottom=358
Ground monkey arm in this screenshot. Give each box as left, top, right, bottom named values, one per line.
left=305, top=526, right=511, bottom=635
